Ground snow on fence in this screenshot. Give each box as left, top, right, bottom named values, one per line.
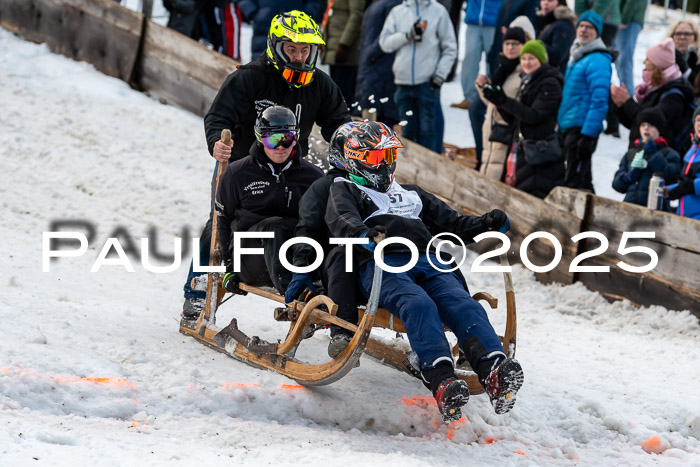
left=1, top=0, right=698, bottom=316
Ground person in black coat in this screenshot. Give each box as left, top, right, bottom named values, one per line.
left=483, top=40, right=565, bottom=199
left=215, top=106, right=323, bottom=298
left=181, top=11, right=351, bottom=319
left=354, top=0, right=402, bottom=125
left=534, top=0, right=576, bottom=74
left=610, top=37, right=695, bottom=155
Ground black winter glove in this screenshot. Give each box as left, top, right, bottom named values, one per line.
left=222, top=260, right=248, bottom=296
left=406, top=18, right=424, bottom=42
left=335, top=43, right=350, bottom=65
left=482, top=84, right=507, bottom=107
left=430, top=74, right=445, bottom=90
left=576, top=135, right=597, bottom=161
left=668, top=174, right=696, bottom=199
left=480, top=209, right=510, bottom=233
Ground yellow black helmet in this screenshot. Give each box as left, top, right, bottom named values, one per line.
left=267, top=10, right=325, bottom=88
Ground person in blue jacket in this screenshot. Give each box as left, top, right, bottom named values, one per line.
left=666, top=107, right=700, bottom=220
left=237, top=0, right=320, bottom=60
left=558, top=10, right=617, bottom=192
left=612, top=107, right=680, bottom=209
left=354, top=0, right=402, bottom=126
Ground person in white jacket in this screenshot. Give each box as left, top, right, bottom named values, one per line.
left=379, top=0, right=456, bottom=153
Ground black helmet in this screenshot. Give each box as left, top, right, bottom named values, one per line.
left=329, top=121, right=403, bottom=192
left=255, top=106, right=299, bottom=149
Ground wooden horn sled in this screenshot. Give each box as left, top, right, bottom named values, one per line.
left=179, top=256, right=517, bottom=393
left=180, top=131, right=516, bottom=391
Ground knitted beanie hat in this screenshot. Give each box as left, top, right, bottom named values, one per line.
left=639, top=107, right=666, bottom=134
left=520, top=40, right=547, bottom=64
left=647, top=38, right=676, bottom=70
left=503, top=27, right=526, bottom=44
left=509, top=16, right=536, bottom=41
left=577, top=10, right=603, bottom=37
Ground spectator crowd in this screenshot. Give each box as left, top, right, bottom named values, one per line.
left=163, top=0, right=700, bottom=220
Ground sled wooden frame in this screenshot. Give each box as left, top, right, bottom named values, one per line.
left=179, top=129, right=516, bottom=392
left=179, top=247, right=517, bottom=394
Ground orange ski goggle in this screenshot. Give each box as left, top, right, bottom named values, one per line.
left=282, top=68, right=313, bottom=86
left=344, top=147, right=398, bottom=166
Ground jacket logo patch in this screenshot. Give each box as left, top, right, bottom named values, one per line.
left=255, top=99, right=277, bottom=117
left=244, top=180, right=270, bottom=195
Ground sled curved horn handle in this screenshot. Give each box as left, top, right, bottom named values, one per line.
left=217, top=129, right=232, bottom=177
left=221, top=129, right=232, bottom=146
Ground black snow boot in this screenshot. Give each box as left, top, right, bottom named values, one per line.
left=477, top=357, right=524, bottom=415
left=433, top=377, right=470, bottom=423
left=182, top=297, right=204, bottom=320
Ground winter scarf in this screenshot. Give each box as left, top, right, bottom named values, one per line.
left=634, top=64, right=683, bottom=103
left=569, top=37, right=606, bottom=63
left=492, top=55, right=520, bottom=86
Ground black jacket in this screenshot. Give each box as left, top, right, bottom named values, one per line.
left=204, top=56, right=351, bottom=161
left=215, top=142, right=324, bottom=262
left=325, top=180, right=490, bottom=265
left=500, top=63, right=565, bottom=199
left=615, top=77, right=695, bottom=154
left=501, top=63, right=563, bottom=141
left=535, top=5, right=576, bottom=75
left=292, top=169, right=348, bottom=268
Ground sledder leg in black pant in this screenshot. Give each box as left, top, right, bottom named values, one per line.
left=233, top=217, right=298, bottom=294
left=322, top=245, right=360, bottom=358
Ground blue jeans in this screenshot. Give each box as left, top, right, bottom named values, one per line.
left=460, top=25, right=495, bottom=103
left=614, top=22, right=642, bottom=93
left=395, top=82, right=439, bottom=152
left=183, top=160, right=220, bottom=300
left=359, top=254, right=504, bottom=370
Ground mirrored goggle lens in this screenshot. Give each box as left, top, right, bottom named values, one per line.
left=282, top=68, right=313, bottom=86
left=261, top=131, right=297, bottom=149
left=344, top=147, right=398, bottom=166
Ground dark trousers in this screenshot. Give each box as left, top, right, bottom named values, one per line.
left=564, top=128, right=597, bottom=192
left=330, top=65, right=358, bottom=114
left=359, top=254, right=504, bottom=372
left=469, top=98, right=487, bottom=167
left=323, top=246, right=359, bottom=336
left=395, top=82, right=438, bottom=152
left=235, top=217, right=298, bottom=294
left=184, top=160, right=220, bottom=300
left=602, top=24, right=620, bottom=133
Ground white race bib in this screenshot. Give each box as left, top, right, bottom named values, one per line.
left=335, top=178, right=423, bottom=222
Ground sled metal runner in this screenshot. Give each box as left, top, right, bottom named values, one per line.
left=179, top=129, right=516, bottom=391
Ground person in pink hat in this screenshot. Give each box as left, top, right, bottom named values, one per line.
left=610, top=37, right=695, bottom=154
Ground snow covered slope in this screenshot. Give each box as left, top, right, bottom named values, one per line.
left=1, top=24, right=699, bottom=466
